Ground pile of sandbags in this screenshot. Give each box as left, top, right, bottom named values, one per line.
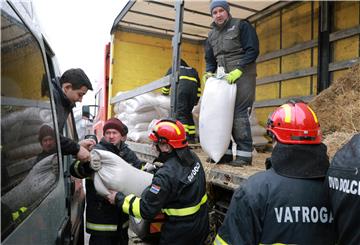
left=113, top=92, right=170, bottom=143
left=1, top=107, right=53, bottom=191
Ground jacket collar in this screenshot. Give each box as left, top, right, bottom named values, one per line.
left=271, top=142, right=330, bottom=179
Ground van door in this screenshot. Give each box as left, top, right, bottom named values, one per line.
left=1, top=2, right=69, bottom=244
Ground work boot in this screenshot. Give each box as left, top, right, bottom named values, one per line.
left=228, top=157, right=252, bottom=167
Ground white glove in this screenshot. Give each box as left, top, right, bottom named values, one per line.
left=143, top=162, right=156, bottom=172
left=90, top=151, right=101, bottom=171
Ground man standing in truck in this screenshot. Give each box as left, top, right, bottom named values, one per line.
left=70, top=118, right=144, bottom=245
left=106, top=119, right=209, bottom=245
left=214, top=101, right=335, bottom=245
left=204, top=0, right=259, bottom=166
left=162, top=59, right=201, bottom=144
left=52, top=68, right=95, bottom=161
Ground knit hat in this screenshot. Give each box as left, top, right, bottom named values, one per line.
left=103, top=118, right=128, bottom=136
left=210, top=0, right=230, bottom=14
left=38, top=124, right=55, bottom=142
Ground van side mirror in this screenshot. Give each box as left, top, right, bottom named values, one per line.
left=82, top=105, right=91, bottom=119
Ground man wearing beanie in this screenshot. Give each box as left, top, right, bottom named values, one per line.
left=51, top=68, right=95, bottom=162
left=70, top=118, right=143, bottom=245
left=204, top=0, right=259, bottom=166
left=36, top=124, right=57, bottom=162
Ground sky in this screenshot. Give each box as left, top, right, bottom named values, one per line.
left=32, top=0, right=127, bottom=109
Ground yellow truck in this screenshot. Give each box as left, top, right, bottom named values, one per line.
left=84, top=0, right=360, bottom=241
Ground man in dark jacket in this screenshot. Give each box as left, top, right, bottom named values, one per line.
left=70, top=118, right=143, bottom=245
left=162, top=59, right=201, bottom=143
left=106, top=119, right=209, bottom=245
left=214, top=101, right=335, bottom=245
left=52, top=68, right=95, bottom=162
left=205, top=0, right=259, bottom=166
left=326, top=133, right=360, bottom=245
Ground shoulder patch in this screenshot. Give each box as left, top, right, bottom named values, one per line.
left=150, top=184, right=161, bottom=194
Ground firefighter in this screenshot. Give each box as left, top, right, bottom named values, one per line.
left=106, top=119, right=209, bottom=245
left=214, top=100, right=336, bottom=245
left=70, top=118, right=143, bottom=245
left=162, top=59, right=201, bottom=144
left=326, top=133, right=360, bottom=245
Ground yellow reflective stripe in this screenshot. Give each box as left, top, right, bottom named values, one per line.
left=86, top=221, right=117, bottom=231
left=259, top=243, right=288, bottom=245
left=214, top=234, right=228, bottom=245
left=281, top=104, right=292, bottom=123
left=162, top=194, right=207, bottom=216
left=307, top=106, right=318, bottom=123
left=188, top=125, right=195, bottom=130
left=131, top=197, right=141, bottom=218
left=162, top=87, right=170, bottom=91
left=122, top=194, right=135, bottom=214
left=74, top=160, right=83, bottom=177
left=12, top=211, right=20, bottom=221
left=180, top=75, right=198, bottom=83
left=155, top=122, right=181, bottom=135
left=188, top=130, right=196, bottom=134
left=12, top=207, right=28, bottom=221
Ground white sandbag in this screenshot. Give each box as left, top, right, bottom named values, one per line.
left=127, top=110, right=159, bottom=124
left=199, top=77, right=237, bottom=162
left=2, top=154, right=58, bottom=212
left=134, top=122, right=150, bottom=131
left=6, top=143, right=42, bottom=161
left=113, top=102, right=127, bottom=114
left=128, top=131, right=151, bottom=143
left=125, top=93, right=159, bottom=113
left=1, top=107, right=51, bottom=128
left=92, top=149, right=153, bottom=197
left=156, top=94, right=170, bottom=109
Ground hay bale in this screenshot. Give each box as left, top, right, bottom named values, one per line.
left=309, top=64, right=360, bottom=135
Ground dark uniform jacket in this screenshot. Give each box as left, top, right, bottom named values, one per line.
left=52, top=80, right=80, bottom=155
left=215, top=143, right=336, bottom=245
left=162, top=59, right=201, bottom=102
left=205, top=17, right=259, bottom=73
left=70, top=138, right=143, bottom=237
left=326, top=134, right=360, bottom=245
left=115, top=150, right=209, bottom=245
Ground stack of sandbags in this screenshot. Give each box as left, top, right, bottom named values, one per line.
left=1, top=107, right=53, bottom=191
left=113, top=92, right=170, bottom=143
left=250, top=109, right=269, bottom=147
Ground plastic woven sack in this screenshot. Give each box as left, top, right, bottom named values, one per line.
left=92, top=149, right=153, bottom=197
left=199, top=77, right=237, bottom=162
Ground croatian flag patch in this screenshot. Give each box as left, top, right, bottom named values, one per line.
left=150, top=184, right=161, bottom=194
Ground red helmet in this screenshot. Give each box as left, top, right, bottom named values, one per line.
left=149, top=119, right=188, bottom=149
left=267, top=100, right=322, bottom=144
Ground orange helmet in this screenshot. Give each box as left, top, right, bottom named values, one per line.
left=149, top=119, right=188, bottom=149
left=266, top=100, right=322, bottom=144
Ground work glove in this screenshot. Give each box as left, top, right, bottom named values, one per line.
left=202, top=72, right=214, bottom=84
left=90, top=151, right=101, bottom=171
left=225, top=69, right=243, bottom=84
left=143, top=162, right=157, bottom=172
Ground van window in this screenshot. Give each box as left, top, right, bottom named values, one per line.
left=1, top=4, right=59, bottom=240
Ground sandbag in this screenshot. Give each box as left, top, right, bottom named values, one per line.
left=199, top=77, right=237, bottom=162
left=2, top=154, right=58, bottom=212
left=92, top=149, right=153, bottom=197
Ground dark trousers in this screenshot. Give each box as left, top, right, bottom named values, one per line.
left=225, top=63, right=256, bottom=161
left=176, top=80, right=199, bottom=139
